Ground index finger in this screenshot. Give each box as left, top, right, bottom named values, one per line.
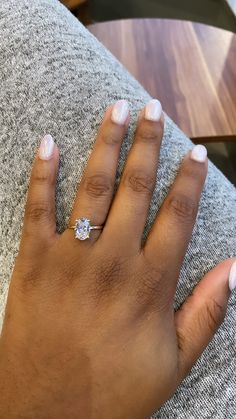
left=144, top=145, right=208, bottom=300
left=22, top=135, right=59, bottom=247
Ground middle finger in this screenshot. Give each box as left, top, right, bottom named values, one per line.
left=103, top=99, right=164, bottom=253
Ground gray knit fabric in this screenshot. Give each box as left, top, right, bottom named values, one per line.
left=0, top=1, right=235, bottom=417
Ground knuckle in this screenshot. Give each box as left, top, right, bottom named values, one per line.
left=97, top=256, right=123, bottom=287
left=89, top=255, right=125, bottom=298
left=176, top=327, right=186, bottom=353
left=176, top=328, right=193, bottom=380
left=13, top=261, right=43, bottom=294
left=136, top=124, right=160, bottom=143
left=135, top=263, right=170, bottom=312
left=182, top=164, right=199, bottom=180
left=32, top=166, right=52, bottom=185
left=57, top=258, right=78, bottom=287
left=123, top=168, right=155, bottom=195
left=22, top=268, right=40, bottom=290
left=181, top=164, right=203, bottom=181
left=100, top=129, right=121, bottom=146
left=203, top=298, right=226, bottom=333
left=166, top=193, right=197, bottom=221
left=83, top=173, right=112, bottom=198
left=26, top=201, right=52, bottom=222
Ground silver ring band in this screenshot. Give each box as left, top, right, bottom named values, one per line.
left=68, top=225, right=103, bottom=230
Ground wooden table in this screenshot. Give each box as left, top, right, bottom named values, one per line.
left=61, top=0, right=87, bottom=9
left=88, top=19, right=236, bottom=143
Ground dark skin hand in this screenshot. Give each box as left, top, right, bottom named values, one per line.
left=0, top=99, right=235, bottom=419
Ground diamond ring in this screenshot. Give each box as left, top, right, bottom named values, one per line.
left=68, top=217, right=103, bottom=240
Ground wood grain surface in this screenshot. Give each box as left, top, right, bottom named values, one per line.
left=61, top=0, right=86, bottom=9
left=88, top=19, right=236, bottom=142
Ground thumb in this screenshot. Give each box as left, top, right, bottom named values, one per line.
left=174, top=258, right=236, bottom=384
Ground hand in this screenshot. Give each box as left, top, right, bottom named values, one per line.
left=0, top=99, right=235, bottom=419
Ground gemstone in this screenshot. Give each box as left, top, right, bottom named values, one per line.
left=74, top=218, right=91, bottom=240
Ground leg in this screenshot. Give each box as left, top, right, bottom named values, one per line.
left=0, top=1, right=235, bottom=417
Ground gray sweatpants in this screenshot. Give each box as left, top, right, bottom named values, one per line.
left=0, top=1, right=235, bottom=417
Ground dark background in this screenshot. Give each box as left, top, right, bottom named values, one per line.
left=90, top=0, right=236, bottom=31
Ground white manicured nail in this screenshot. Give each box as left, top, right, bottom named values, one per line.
left=229, top=261, right=236, bottom=291
left=111, top=100, right=129, bottom=125
left=190, top=145, right=207, bottom=163
left=39, top=134, right=55, bottom=160
left=145, top=99, right=162, bottom=121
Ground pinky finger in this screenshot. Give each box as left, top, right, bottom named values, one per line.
left=21, top=134, right=59, bottom=249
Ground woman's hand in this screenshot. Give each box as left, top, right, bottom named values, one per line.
left=0, top=99, right=235, bottom=419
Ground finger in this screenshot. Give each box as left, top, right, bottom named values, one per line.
left=67, top=100, right=130, bottom=244
left=174, top=258, right=236, bottom=385
left=22, top=134, right=59, bottom=248
left=103, top=99, right=164, bottom=253
left=144, top=145, right=208, bottom=298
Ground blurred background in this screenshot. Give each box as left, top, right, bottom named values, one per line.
left=62, top=0, right=236, bottom=29
left=90, top=0, right=236, bottom=30
left=61, top=0, right=236, bottom=185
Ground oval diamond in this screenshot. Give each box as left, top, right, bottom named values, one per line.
left=74, top=218, right=91, bottom=240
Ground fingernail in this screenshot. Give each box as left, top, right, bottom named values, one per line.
left=145, top=99, right=162, bottom=121
left=229, top=261, right=236, bottom=291
left=190, top=145, right=207, bottom=163
left=39, top=134, right=55, bottom=160
left=111, top=100, right=129, bottom=125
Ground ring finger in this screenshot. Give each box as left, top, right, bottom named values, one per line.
left=66, top=100, right=130, bottom=244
